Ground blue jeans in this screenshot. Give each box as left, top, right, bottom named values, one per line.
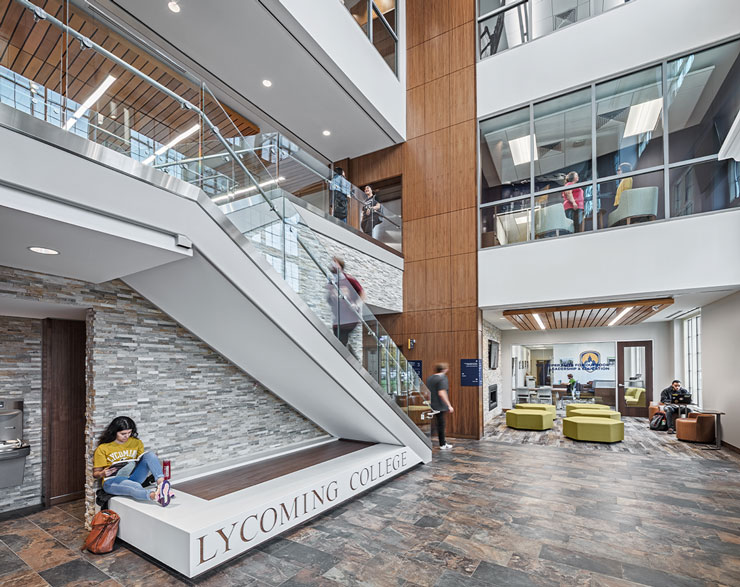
left=105, top=452, right=164, bottom=502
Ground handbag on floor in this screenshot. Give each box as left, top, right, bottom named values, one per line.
left=81, top=509, right=120, bottom=554
left=649, top=411, right=667, bottom=431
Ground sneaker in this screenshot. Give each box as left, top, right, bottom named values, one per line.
left=667, top=428, right=675, bottom=434
left=439, top=444, right=453, bottom=450
left=158, top=480, right=172, bottom=507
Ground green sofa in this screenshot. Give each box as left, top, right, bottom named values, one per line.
left=624, top=387, right=646, bottom=407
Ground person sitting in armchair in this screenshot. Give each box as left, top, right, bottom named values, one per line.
left=660, top=380, right=693, bottom=434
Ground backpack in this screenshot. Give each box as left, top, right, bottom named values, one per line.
left=81, top=509, right=120, bottom=554
left=649, top=411, right=667, bottom=431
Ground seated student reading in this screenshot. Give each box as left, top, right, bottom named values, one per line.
left=93, top=416, right=173, bottom=506
left=659, top=380, right=693, bottom=434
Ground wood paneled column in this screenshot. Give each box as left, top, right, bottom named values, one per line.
left=349, top=0, right=482, bottom=439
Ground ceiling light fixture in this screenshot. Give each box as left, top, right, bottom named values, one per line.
left=532, top=313, right=546, bottom=330
left=28, top=246, right=59, bottom=255
left=168, top=1, right=181, bottom=13
left=142, top=123, right=200, bottom=165
left=624, top=98, right=662, bottom=138
left=509, top=135, right=538, bottom=166
left=64, top=74, right=117, bottom=130
left=608, top=306, right=634, bottom=326
left=212, top=177, right=285, bottom=203
left=322, top=130, right=331, bottom=136
left=262, top=79, right=272, bottom=88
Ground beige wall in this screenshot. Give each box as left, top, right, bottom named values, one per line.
left=701, top=291, right=740, bottom=449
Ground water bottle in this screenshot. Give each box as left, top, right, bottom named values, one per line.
left=163, top=459, right=171, bottom=480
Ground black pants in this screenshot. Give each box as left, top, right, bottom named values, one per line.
left=664, top=404, right=691, bottom=430
left=565, top=208, right=584, bottom=232
left=433, top=411, right=447, bottom=446
left=335, top=323, right=357, bottom=346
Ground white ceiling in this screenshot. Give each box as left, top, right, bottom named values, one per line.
left=482, top=288, right=740, bottom=331
left=0, top=205, right=188, bottom=284
left=101, top=0, right=397, bottom=162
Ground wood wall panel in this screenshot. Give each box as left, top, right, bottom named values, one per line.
left=424, top=77, right=450, bottom=134
left=350, top=0, right=481, bottom=439
left=449, top=66, right=475, bottom=125
left=450, top=24, right=474, bottom=73
left=424, top=32, right=450, bottom=82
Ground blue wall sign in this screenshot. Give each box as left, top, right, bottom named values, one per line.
left=460, top=359, right=482, bottom=386
left=409, top=360, right=423, bottom=380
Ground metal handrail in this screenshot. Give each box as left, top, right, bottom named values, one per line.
left=14, top=0, right=428, bottom=419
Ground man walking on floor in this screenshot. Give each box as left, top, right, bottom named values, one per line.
left=426, top=363, right=454, bottom=450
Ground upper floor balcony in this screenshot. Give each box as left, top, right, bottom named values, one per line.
left=478, top=37, right=740, bottom=250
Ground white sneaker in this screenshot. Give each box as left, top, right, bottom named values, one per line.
left=439, top=444, right=453, bottom=450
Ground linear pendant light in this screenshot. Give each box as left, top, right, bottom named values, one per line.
left=532, top=313, right=546, bottom=330
left=64, top=74, right=117, bottom=130
left=608, top=306, right=634, bottom=326
left=212, top=177, right=285, bottom=203
left=142, top=123, right=200, bottom=165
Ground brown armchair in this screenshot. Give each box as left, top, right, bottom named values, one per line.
left=648, top=403, right=664, bottom=420
left=676, top=413, right=716, bottom=443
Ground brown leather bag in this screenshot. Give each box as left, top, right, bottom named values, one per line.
left=81, top=509, right=120, bottom=554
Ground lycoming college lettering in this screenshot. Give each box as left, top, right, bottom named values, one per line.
left=195, top=450, right=410, bottom=566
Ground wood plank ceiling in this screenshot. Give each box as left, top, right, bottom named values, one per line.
left=0, top=0, right=259, bottom=148
left=503, top=298, right=674, bottom=330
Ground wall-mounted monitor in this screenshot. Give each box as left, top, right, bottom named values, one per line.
left=488, top=340, right=499, bottom=370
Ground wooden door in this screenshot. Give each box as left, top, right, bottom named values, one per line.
left=42, top=319, right=86, bottom=506
left=617, top=340, right=652, bottom=418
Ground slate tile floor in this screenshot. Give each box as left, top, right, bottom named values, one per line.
left=2, top=416, right=740, bottom=586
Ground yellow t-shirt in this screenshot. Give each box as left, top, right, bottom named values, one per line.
left=614, top=177, right=633, bottom=207
left=93, top=437, right=145, bottom=469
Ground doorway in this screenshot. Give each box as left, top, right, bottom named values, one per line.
left=617, top=340, right=652, bottom=418
left=42, top=318, right=86, bottom=506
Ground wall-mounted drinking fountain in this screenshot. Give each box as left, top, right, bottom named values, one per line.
left=0, top=399, right=31, bottom=488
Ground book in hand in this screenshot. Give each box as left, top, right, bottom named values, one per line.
left=106, top=452, right=148, bottom=476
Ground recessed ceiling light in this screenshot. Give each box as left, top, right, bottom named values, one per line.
left=262, top=79, right=272, bottom=88
left=168, top=1, right=181, bottom=13
left=322, top=130, right=331, bottom=136
left=28, top=246, right=59, bottom=255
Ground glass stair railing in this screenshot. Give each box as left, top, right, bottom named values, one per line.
left=8, top=0, right=433, bottom=442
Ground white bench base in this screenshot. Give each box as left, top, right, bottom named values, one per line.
left=110, top=443, right=419, bottom=577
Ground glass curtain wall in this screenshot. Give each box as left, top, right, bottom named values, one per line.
left=343, top=0, right=398, bottom=74
left=683, top=314, right=702, bottom=407
left=479, top=38, right=740, bottom=248
left=478, top=0, right=633, bottom=60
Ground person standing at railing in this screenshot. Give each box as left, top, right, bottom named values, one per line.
left=562, top=171, right=585, bottom=233
left=426, top=363, right=454, bottom=450
left=330, top=167, right=351, bottom=222
left=361, top=185, right=383, bottom=235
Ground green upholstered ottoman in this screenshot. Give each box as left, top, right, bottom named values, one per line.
left=569, top=409, right=621, bottom=420
left=515, top=403, right=556, bottom=417
left=563, top=416, right=624, bottom=443
left=506, top=409, right=554, bottom=431
left=565, top=403, right=611, bottom=417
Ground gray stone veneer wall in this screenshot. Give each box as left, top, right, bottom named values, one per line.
left=313, top=233, right=402, bottom=314
left=482, top=320, right=503, bottom=422
left=0, top=316, right=42, bottom=512
left=0, top=266, right=326, bottom=523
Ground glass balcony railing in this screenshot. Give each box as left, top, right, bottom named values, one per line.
left=5, top=0, right=431, bottom=439
left=343, top=0, right=398, bottom=75
left=478, top=0, right=633, bottom=61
